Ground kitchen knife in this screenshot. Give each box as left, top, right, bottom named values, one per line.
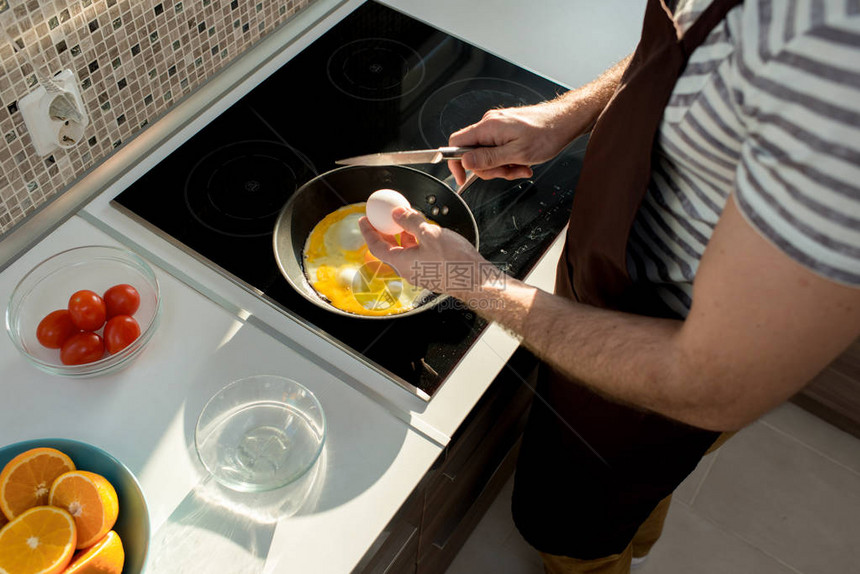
left=335, top=146, right=474, bottom=166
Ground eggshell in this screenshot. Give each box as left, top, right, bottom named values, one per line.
left=386, top=280, right=403, bottom=299
left=366, top=189, right=410, bottom=235
left=337, top=266, right=358, bottom=287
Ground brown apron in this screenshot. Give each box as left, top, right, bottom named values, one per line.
left=511, top=0, right=743, bottom=559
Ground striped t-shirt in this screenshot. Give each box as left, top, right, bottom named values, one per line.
left=626, top=0, right=860, bottom=318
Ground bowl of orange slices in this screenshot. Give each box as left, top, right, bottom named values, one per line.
left=0, top=439, right=149, bottom=574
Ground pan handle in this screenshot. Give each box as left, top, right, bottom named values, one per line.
left=455, top=171, right=480, bottom=196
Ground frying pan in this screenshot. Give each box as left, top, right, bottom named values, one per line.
left=272, top=165, right=479, bottom=319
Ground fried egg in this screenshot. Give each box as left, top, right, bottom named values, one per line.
left=302, top=203, right=428, bottom=316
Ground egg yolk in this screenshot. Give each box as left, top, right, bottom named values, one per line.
left=302, top=203, right=425, bottom=316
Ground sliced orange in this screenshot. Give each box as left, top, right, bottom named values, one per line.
left=0, top=511, right=7, bottom=529
left=0, top=505, right=77, bottom=574
left=48, top=471, right=118, bottom=550
left=63, top=530, right=124, bottom=574
left=0, top=448, right=76, bottom=520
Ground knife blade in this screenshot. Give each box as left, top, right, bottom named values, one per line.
left=335, top=146, right=474, bottom=167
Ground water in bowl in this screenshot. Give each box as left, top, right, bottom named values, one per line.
left=198, top=401, right=322, bottom=492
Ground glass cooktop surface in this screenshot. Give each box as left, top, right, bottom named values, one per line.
left=113, top=1, right=585, bottom=398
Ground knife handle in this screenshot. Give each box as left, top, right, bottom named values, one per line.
left=438, top=146, right=475, bottom=160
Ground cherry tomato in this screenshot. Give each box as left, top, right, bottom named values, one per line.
left=67, top=290, right=107, bottom=331
left=36, top=309, right=79, bottom=349
left=60, top=332, right=105, bottom=365
left=103, top=284, right=140, bottom=318
left=104, top=315, right=141, bottom=354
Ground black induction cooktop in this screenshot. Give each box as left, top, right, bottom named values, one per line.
left=113, top=1, right=585, bottom=399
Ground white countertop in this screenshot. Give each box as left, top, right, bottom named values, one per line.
left=0, top=1, right=644, bottom=571
left=0, top=217, right=442, bottom=573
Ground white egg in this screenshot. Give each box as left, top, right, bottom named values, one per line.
left=386, top=280, right=403, bottom=300
left=324, top=212, right=365, bottom=252
left=337, top=266, right=358, bottom=287
left=366, top=189, right=411, bottom=235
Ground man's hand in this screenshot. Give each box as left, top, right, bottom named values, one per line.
left=447, top=101, right=579, bottom=186
left=447, top=56, right=632, bottom=186
left=359, top=207, right=486, bottom=292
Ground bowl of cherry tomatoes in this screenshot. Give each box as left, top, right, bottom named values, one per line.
left=5, top=245, right=161, bottom=377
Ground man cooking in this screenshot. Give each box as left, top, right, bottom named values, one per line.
left=359, top=0, right=860, bottom=572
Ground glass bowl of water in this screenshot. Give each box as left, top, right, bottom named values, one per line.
left=194, top=375, right=326, bottom=492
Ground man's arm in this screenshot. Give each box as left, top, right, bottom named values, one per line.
left=362, top=198, right=860, bottom=432
left=447, top=56, right=632, bottom=185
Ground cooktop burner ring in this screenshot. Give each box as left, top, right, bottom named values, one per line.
left=184, top=140, right=316, bottom=238
left=327, top=37, right=426, bottom=101
left=418, top=77, right=549, bottom=148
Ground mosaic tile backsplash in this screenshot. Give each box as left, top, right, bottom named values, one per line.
left=0, top=0, right=313, bottom=236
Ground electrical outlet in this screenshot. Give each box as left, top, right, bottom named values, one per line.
left=0, top=1, right=9, bottom=14
left=19, top=69, right=89, bottom=156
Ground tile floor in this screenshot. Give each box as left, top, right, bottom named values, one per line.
left=446, top=403, right=860, bottom=574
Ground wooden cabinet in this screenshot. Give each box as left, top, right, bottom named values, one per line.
left=356, top=483, right=423, bottom=574
left=354, top=348, right=538, bottom=574
left=793, top=338, right=860, bottom=439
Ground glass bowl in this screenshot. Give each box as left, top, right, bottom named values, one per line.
left=0, top=438, right=150, bottom=573
left=195, top=375, right=326, bottom=493
left=5, top=245, right=161, bottom=378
